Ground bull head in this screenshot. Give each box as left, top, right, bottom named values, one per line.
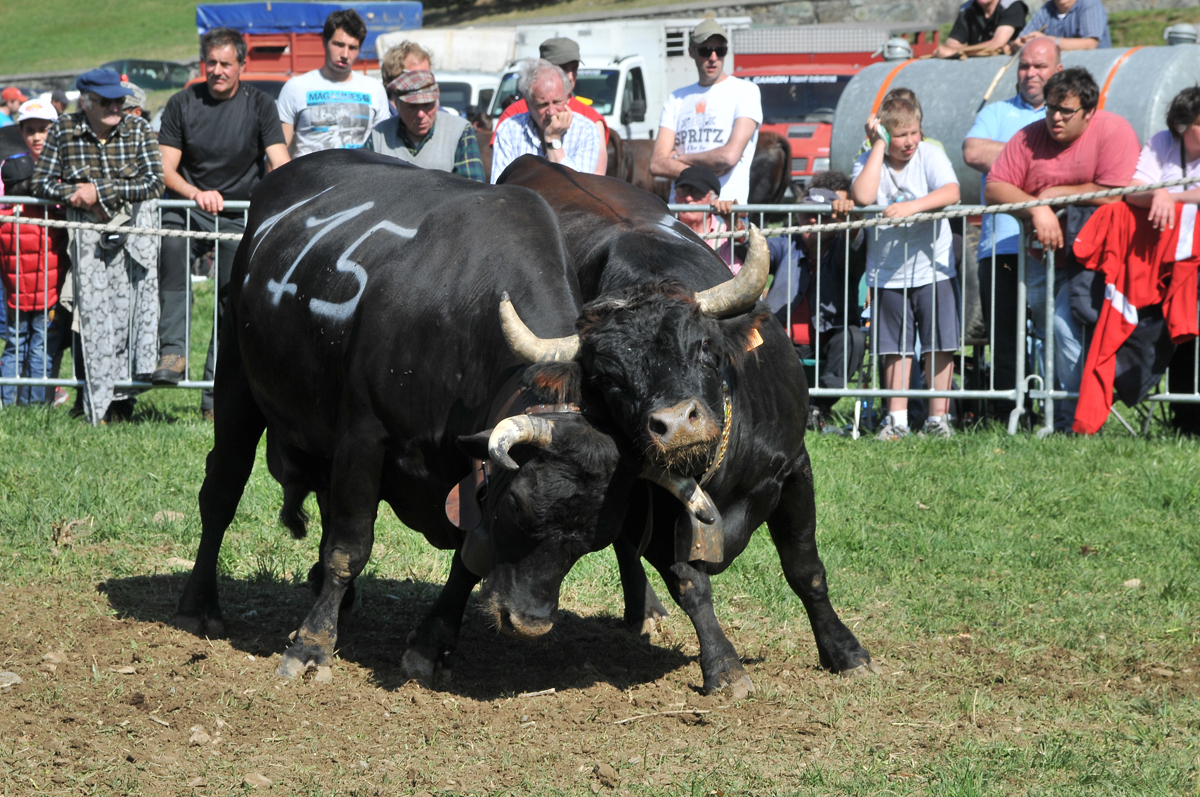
left=499, top=226, right=770, bottom=365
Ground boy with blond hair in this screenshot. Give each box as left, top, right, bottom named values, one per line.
left=851, top=94, right=961, bottom=439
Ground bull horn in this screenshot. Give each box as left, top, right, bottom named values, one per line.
left=488, top=414, right=556, bottom=470
left=499, top=292, right=581, bottom=364
left=640, top=466, right=718, bottom=526
left=694, top=225, right=770, bottom=317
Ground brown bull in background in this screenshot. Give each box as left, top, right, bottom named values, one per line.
left=615, top=130, right=794, bottom=205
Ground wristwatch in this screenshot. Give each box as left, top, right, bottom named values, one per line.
left=546, top=138, right=562, bottom=151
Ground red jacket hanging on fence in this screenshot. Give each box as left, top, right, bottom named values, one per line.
left=1071, top=201, right=1200, bottom=435
left=0, top=204, right=68, bottom=312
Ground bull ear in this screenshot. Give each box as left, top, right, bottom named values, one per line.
left=457, top=431, right=493, bottom=462
left=719, top=308, right=773, bottom=361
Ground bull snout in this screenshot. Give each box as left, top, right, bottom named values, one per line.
left=647, top=399, right=716, bottom=450
left=480, top=564, right=561, bottom=640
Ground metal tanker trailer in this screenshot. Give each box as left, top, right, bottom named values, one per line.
left=831, top=46, right=1200, bottom=202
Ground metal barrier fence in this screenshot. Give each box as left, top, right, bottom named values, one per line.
left=1, top=191, right=1197, bottom=436
left=0, top=198, right=248, bottom=412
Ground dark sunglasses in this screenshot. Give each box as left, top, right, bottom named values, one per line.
left=697, top=45, right=727, bottom=58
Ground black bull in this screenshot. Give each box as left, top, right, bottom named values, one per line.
left=176, top=149, right=874, bottom=693
left=496, top=156, right=876, bottom=693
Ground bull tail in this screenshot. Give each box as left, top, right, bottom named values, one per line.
left=279, top=484, right=311, bottom=539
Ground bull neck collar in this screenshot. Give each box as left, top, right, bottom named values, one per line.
left=699, top=380, right=732, bottom=488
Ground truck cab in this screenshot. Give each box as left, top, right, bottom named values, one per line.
left=736, top=64, right=859, bottom=188
left=435, top=71, right=501, bottom=119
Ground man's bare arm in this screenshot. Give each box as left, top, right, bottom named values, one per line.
left=676, top=117, right=759, bottom=175
left=281, top=122, right=295, bottom=149
left=1037, top=181, right=1124, bottom=206
left=963, top=137, right=1006, bottom=173
left=649, top=126, right=686, bottom=180
left=265, top=143, right=291, bottom=172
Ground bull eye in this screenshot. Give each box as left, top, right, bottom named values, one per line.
left=701, top=339, right=711, bottom=355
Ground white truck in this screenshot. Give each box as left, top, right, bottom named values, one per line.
left=487, top=17, right=753, bottom=141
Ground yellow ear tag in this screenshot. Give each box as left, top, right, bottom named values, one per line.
left=746, top=328, right=764, bottom=351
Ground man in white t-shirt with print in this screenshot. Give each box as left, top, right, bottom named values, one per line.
left=650, top=19, right=762, bottom=203
left=276, top=9, right=389, bottom=158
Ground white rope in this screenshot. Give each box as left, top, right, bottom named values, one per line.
left=697, top=176, right=1198, bottom=240
left=0, top=212, right=242, bottom=241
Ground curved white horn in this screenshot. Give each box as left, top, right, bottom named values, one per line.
left=499, top=293, right=581, bottom=364
left=639, top=466, right=718, bottom=525
left=487, top=414, right=556, bottom=470
left=694, top=225, right=770, bottom=317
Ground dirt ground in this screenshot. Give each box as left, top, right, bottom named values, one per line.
left=1, top=573, right=1196, bottom=796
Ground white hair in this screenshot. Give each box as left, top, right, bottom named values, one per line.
left=516, top=58, right=569, bottom=103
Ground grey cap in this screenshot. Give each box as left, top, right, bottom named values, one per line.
left=121, top=80, right=147, bottom=111
left=50, top=89, right=69, bottom=106
left=690, top=19, right=729, bottom=45
left=539, top=37, right=582, bottom=66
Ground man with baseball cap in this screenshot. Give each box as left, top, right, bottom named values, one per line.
left=764, top=174, right=867, bottom=433
left=1, top=87, right=28, bottom=127
left=31, top=68, right=164, bottom=425
left=673, top=165, right=738, bottom=267
left=121, top=80, right=147, bottom=117
left=367, top=70, right=485, bottom=181
left=491, top=37, right=608, bottom=175
left=650, top=19, right=761, bottom=204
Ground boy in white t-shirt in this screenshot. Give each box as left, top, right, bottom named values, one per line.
left=649, top=19, right=762, bottom=203
left=851, top=95, right=961, bottom=440
left=276, top=10, right=390, bottom=158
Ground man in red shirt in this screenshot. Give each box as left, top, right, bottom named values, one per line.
left=986, top=66, right=1139, bottom=431
left=491, top=37, right=607, bottom=175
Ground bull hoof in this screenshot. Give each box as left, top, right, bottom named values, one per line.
left=706, top=669, right=754, bottom=699
left=839, top=658, right=882, bottom=679
left=401, top=648, right=452, bottom=690
left=276, top=643, right=330, bottom=679
left=174, top=613, right=226, bottom=639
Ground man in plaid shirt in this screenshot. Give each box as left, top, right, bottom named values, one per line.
left=32, top=72, right=163, bottom=221
left=31, top=69, right=164, bottom=425
left=367, top=70, right=485, bottom=182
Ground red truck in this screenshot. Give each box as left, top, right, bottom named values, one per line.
left=732, top=23, right=940, bottom=190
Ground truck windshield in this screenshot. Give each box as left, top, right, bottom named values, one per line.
left=749, top=74, right=853, bottom=123
left=490, top=69, right=620, bottom=117
left=438, top=82, right=472, bottom=114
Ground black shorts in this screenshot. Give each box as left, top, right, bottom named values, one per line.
left=870, top=280, right=960, bottom=356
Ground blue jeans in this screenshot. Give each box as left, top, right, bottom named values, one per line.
left=1, top=305, right=65, bottom=406
left=1053, top=282, right=1086, bottom=431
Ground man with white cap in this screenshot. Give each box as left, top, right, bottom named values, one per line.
left=367, top=70, right=485, bottom=181
left=650, top=19, right=761, bottom=204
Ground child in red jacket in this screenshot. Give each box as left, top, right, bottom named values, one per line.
left=1, top=99, right=67, bottom=405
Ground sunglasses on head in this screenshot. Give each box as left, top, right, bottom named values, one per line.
left=697, top=45, right=727, bottom=58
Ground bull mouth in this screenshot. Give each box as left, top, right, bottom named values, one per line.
left=644, top=437, right=718, bottom=473
left=484, top=591, right=556, bottom=640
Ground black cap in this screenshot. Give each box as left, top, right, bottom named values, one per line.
left=675, top=165, right=722, bottom=197
left=50, top=89, right=69, bottom=106
left=1, top=153, right=34, bottom=193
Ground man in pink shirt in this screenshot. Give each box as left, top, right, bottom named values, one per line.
left=986, top=67, right=1139, bottom=431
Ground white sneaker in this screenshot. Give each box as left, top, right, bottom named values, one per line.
left=920, top=415, right=956, bottom=438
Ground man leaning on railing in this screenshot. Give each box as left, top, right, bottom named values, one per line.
left=31, top=68, right=164, bottom=426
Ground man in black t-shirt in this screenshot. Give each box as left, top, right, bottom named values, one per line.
left=934, top=0, right=1028, bottom=58
left=153, top=27, right=290, bottom=418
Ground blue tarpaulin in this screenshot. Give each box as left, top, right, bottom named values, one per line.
left=196, top=3, right=422, bottom=54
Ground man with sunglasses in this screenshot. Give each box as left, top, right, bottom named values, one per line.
left=985, top=67, right=1138, bottom=431
left=32, top=68, right=164, bottom=425
left=650, top=19, right=761, bottom=205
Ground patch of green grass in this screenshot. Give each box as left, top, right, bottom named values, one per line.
left=0, top=1, right=197, bottom=78
left=1110, top=8, right=1200, bottom=48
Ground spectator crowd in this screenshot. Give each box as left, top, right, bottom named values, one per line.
left=1, top=2, right=1198, bottom=436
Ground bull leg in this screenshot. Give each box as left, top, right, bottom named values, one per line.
left=175, top=332, right=266, bottom=638
left=614, top=486, right=669, bottom=634
left=402, top=552, right=481, bottom=689
left=306, top=490, right=357, bottom=615
left=277, top=429, right=383, bottom=678
left=641, top=504, right=752, bottom=698
left=767, top=446, right=877, bottom=676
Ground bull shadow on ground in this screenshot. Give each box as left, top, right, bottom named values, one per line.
left=98, top=571, right=693, bottom=698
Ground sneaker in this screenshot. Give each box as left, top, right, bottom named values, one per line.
left=151, top=354, right=187, bottom=386
left=52, top=387, right=69, bottom=408
left=920, top=415, right=956, bottom=438
left=201, top=408, right=215, bottom=422
left=875, top=420, right=909, bottom=441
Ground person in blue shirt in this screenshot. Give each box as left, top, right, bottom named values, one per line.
left=962, top=38, right=1061, bottom=420
left=1013, top=0, right=1110, bottom=51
